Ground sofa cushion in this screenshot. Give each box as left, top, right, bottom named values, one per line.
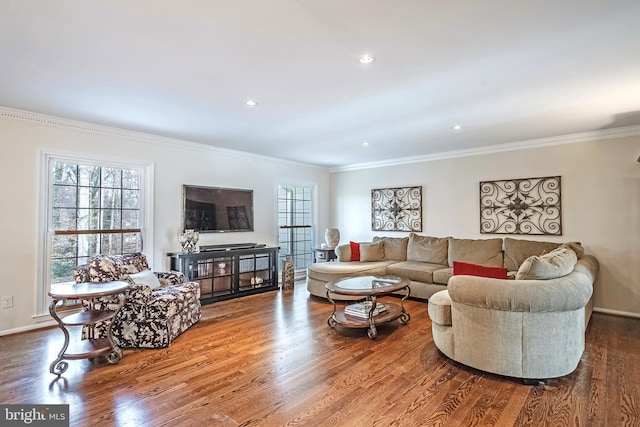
left=564, top=242, right=585, bottom=259
left=407, top=233, right=449, bottom=265
left=448, top=238, right=503, bottom=268
left=360, top=241, right=385, bottom=262
left=307, top=261, right=393, bottom=282
left=503, top=238, right=561, bottom=271
left=433, top=267, right=453, bottom=285
left=372, top=236, right=409, bottom=260
left=335, top=244, right=351, bottom=262
left=453, top=261, right=508, bottom=279
left=349, top=241, right=361, bottom=261
left=386, top=261, right=446, bottom=283
left=515, top=245, right=578, bottom=280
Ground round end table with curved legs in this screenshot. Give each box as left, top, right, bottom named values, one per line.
left=48, top=281, right=130, bottom=376
left=325, top=275, right=411, bottom=339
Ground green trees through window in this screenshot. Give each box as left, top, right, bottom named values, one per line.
left=277, top=185, right=313, bottom=271
left=49, top=161, right=143, bottom=283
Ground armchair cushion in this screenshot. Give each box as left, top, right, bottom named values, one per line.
left=128, top=269, right=162, bottom=289
left=87, top=254, right=123, bottom=283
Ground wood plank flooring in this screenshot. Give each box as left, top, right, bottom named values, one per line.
left=1, top=282, right=639, bottom=426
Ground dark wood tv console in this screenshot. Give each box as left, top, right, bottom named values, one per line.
left=167, top=245, right=279, bottom=305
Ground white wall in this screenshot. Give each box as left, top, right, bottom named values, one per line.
left=330, top=136, right=640, bottom=317
left=0, top=113, right=330, bottom=334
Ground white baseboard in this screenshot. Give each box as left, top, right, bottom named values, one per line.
left=0, top=320, right=57, bottom=336
left=593, top=307, right=640, bottom=319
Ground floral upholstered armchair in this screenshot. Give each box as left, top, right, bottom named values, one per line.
left=72, top=253, right=201, bottom=349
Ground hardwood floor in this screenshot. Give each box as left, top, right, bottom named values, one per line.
left=1, top=283, right=639, bottom=426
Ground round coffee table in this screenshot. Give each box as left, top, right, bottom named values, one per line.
left=325, top=275, right=411, bottom=339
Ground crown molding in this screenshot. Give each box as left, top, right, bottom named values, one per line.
left=3, top=106, right=638, bottom=172
left=330, top=125, right=640, bottom=173
left=0, top=106, right=325, bottom=169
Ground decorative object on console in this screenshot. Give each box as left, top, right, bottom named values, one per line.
left=179, top=229, right=200, bottom=253
left=324, top=228, right=340, bottom=248
left=371, top=186, right=422, bottom=232
left=480, top=176, right=562, bottom=235
left=282, top=255, right=295, bottom=289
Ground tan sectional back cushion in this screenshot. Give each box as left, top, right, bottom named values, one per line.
left=360, top=241, right=385, bottom=262
left=504, top=238, right=585, bottom=271
left=372, top=236, right=409, bottom=260
left=503, top=238, right=561, bottom=271
left=448, top=237, right=503, bottom=267
left=406, top=233, right=449, bottom=265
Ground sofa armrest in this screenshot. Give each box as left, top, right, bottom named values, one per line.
left=154, top=271, right=185, bottom=286
left=82, top=283, right=152, bottom=312
left=448, top=255, right=598, bottom=313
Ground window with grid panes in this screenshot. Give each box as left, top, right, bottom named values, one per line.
left=49, top=160, right=145, bottom=283
left=278, top=185, right=313, bottom=271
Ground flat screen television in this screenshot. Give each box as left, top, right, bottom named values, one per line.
left=183, top=185, right=254, bottom=233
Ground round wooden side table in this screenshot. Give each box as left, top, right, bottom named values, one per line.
left=48, top=281, right=129, bottom=376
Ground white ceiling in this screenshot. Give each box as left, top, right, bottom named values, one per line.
left=1, top=1, right=639, bottom=168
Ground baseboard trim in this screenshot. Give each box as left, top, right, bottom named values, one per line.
left=0, top=320, right=57, bottom=336
left=593, top=307, right=640, bottom=319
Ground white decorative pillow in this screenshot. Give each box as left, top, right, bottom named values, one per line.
left=515, top=246, right=578, bottom=280
left=127, top=269, right=162, bottom=289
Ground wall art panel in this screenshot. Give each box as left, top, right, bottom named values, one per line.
left=479, top=176, right=561, bottom=235
left=371, top=186, right=422, bottom=232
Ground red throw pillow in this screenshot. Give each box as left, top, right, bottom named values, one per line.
left=453, top=261, right=508, bottom=279
left=349, top=241, right=361, bottom=261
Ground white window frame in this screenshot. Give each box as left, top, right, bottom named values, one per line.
left=35, top=151, right=154, bottom=319
left=276, top=182, right=317, bottom=279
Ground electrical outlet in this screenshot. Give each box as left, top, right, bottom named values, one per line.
left=1, top=296, right=13, bottom=309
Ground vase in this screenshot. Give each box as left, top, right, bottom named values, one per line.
left=282, top=255, right=295, bottom=290
left=325, top=228, right=340, bottom=249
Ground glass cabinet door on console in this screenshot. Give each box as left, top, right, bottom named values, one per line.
left=167, top=246, right=279, bottom=305
left=191, top=255, right=234, bottom=299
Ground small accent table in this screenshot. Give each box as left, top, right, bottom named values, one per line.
left=313, top=247, right=337, bottom=263
left=48, top=281, right=130, bottom=376
left=326, top=275, right=411, bottom=339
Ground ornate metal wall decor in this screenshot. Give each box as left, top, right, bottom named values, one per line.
left=480, top=176, right=562, bottom=235
left=371, top=186, right=422, bottom=231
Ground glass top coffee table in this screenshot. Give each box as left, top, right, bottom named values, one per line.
left=325, top=275, right=411, bottom=339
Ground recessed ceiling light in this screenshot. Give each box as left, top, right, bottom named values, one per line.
left=358, top=54, right=375, bottom=64
left=245, top=100, right=258, bottom=107
left=361, top=142, right=369, bottom=148
left=451, top=124, right=463, bottom=131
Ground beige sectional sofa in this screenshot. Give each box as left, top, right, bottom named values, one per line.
left=307, top=234, right=571, bottom=300
left=307, top=233, right=599, bottom=379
